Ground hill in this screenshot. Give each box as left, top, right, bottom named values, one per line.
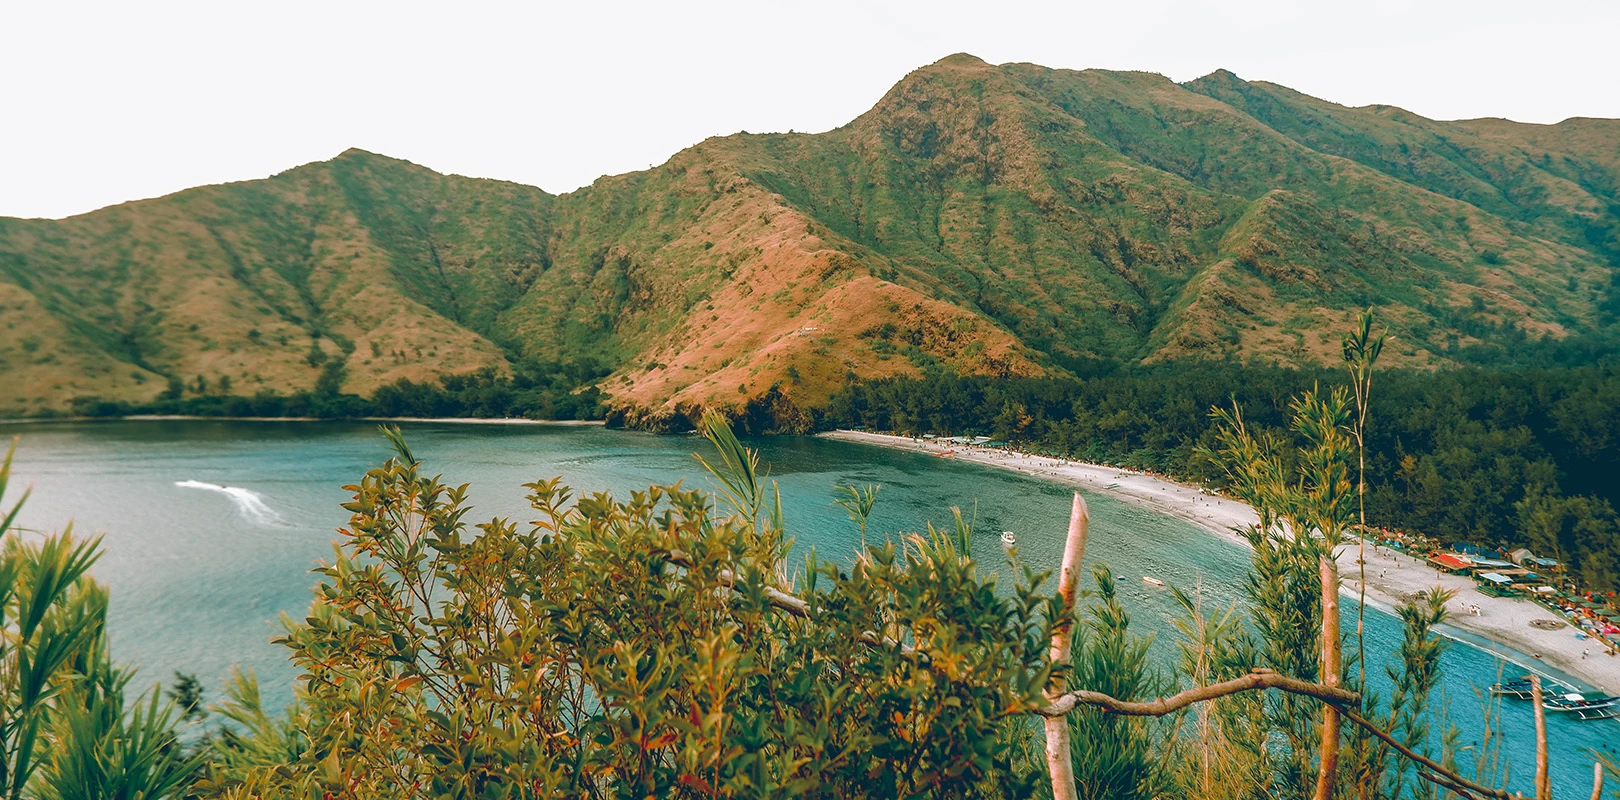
left=3, top=54, right=1616, bottom=425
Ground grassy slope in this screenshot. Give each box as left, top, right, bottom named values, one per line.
left=1, top=55, right=1616, bottom=421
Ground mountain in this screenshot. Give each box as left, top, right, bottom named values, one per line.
left=3, top=54, right=1617, bottom=424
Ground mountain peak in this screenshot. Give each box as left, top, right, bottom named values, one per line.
left=1185, top=68, right=1246, bottom=89
left=931, top=52, right=991, bottom=69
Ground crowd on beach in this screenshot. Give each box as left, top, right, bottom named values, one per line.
left=1358, top=525, right=1620, bottom=656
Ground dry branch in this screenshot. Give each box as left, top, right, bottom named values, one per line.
left=1340, top=707, right=1514, bottom=800
left=1035, top=668, right=1358, bottom=717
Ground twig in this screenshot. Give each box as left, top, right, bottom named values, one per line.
left=1419, top=769, right=1486, bottom=800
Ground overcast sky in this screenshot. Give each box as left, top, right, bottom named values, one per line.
left=4, top=0, right=1618, bottom=219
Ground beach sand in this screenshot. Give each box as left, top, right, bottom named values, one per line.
left=822, top=430, right=1620, bottom=696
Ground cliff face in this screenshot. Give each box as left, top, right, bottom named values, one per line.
left=3, top=55, right=1616, bottom=421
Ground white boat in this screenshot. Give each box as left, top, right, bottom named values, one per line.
left=1544, top=692, right=1620, bottom=720
left=1142, top=576, right=1165, bottom=587
left=1000, top=531, right=1017, bottom=547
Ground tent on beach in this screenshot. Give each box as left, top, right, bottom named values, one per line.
left=1477, top=572, right=1518, bottom=597
left=1428, top=553, right=1472, bottom=574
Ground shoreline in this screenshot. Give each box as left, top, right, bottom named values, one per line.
left=821, top=430, right=1618, bottom=696
left=0, top=415, right=607, bottom=427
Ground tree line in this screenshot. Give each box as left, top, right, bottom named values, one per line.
left=67, top=359, right=610, bottom=422
left=818, top=362, right=1620, bottom=591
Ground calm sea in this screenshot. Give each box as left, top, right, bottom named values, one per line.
left=4, top=419, right=1612, bottom=795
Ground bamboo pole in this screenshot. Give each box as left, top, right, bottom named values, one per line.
left=1044, top=494, right=1089, bottom=800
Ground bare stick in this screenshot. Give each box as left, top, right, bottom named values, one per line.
left=1531, top=675, right=1549, bottom=800
left=1036, top=668, right=1358, bottom=717
left=1044, top=494, right=1089, bottom=800
left=1590, top=761, right=1603, bottom=800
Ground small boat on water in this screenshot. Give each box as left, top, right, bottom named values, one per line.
left=1000, top=531, right=1016, bottom=547
left=1141, top=576, right=1165, bottom=587
left=1489, top=678, right=1547, bottom=699
left=1544, top=692, right=1620, bottom=719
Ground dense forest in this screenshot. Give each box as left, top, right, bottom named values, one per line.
left=819, top=361, right=1620, bottom=591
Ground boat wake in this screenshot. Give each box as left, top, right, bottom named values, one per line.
left=175, top=480, right=282, bottom=525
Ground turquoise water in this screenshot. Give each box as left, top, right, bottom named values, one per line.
left=3, top=419, right=1613, bottom=795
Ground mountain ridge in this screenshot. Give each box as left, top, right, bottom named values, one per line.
left=3, top=55, right=1616, bottom=424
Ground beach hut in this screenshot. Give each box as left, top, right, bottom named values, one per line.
left=1428, top=553, right=1473, bottom=575
left=1477, top=572, right=1518, bottom=597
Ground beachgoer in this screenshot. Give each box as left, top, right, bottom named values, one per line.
left=1583, top=649, right=1589, bottom=659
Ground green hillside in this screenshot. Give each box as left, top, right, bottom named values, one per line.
left=2, top=55, right=1616, bottom=423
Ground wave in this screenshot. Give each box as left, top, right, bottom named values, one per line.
left=174, top=480, right=282, bottom=525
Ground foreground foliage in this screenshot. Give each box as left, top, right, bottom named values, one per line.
left=198, top=420, right=1057, bottom=798
left=0, top=440, right=197, bottom=798
left=177, top=403, right=1593, bottom=799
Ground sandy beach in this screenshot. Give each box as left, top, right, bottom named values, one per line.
left=822, top=430, right=1620, bottom=696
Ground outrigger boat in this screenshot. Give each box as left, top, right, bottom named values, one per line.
left=1488, top=678, right=1543, bottom=699
left=1544, top=692, right=1620, bottom=720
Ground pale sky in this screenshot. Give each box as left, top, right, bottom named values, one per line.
left=3, top=0, right=1618, bottom=220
